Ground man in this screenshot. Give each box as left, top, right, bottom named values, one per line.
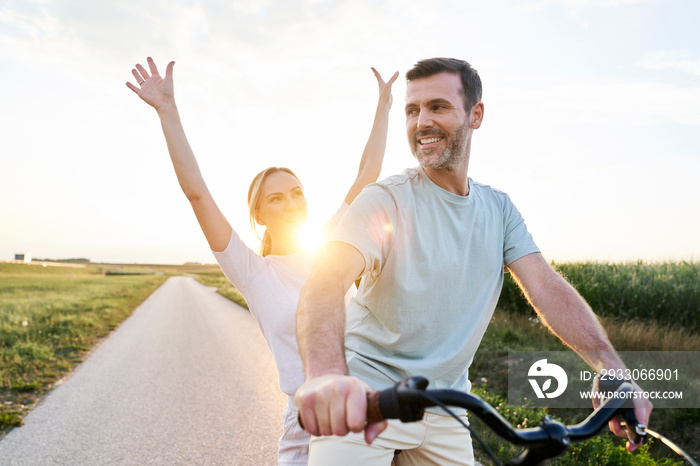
left=295, top=58, right=652, bottom=465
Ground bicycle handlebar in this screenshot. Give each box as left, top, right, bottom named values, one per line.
left=366, top=376, right=647, bottom=465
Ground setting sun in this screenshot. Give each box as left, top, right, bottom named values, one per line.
left=296, top=221, right=325, bottom=252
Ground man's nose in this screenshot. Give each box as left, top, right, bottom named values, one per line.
left=416, top=109, right=434, bottom=129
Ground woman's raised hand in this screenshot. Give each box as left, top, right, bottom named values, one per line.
left=126, top=57, right=175, bottom=112
left=372, top=68, right=399, bottom=109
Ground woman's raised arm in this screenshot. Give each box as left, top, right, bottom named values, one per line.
left=343, top=68, right=398, bottom=205
left=127, top=58, right=232, bottom=252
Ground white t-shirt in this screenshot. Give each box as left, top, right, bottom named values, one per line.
left=212, top=204, right=350, bottom=397
left=331, top=167, right=540, bottom=395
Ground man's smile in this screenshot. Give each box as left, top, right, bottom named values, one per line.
left=419, top=137, right=443, bottom=146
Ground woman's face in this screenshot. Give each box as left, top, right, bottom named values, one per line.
left=255, top=171, right=308, bottom=239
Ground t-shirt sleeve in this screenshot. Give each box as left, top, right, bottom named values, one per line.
left=322, top=202, right=349, bottom=241
left=211, top=229, right=265, bottom=294
left=502, top=195, right=540, bottom=266
left=329, top=186, right=396, bottom=278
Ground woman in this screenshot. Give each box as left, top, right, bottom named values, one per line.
left=126, top=57, right=396, bottom=465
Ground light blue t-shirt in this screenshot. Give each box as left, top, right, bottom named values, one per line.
left=330, top=167, right=539, bottom=395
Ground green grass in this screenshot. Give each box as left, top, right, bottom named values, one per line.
left=498, top=260, right=700, bottom=331
left=484, top=260, right=700, bottom=462
left=2, top=259, right=697, bottom=464
left=0, top=261, right=245, bottom=433
left=471, top=308, right=700, bottom=463
left=469, top=384, right=684, bottom=465
left=0, top=262, right=168, bottom=431
left=193, top=271, right=248, bottom=309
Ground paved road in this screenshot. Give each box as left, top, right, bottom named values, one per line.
left=0, top=276, right=286, bottom=465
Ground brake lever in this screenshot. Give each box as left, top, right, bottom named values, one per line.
left=595, top=377, right=647, bottom=446
left=619, top=409, right=647, bottom=446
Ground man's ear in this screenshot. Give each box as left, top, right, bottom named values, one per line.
left=469, top=102, right=484, bottom=129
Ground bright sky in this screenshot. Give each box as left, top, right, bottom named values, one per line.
left=1, top=0, right=698, bottom=265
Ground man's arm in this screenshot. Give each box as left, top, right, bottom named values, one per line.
left=295, top=241, right=388, bottom=442
left=506, top=253, right=614, bottom=361
left=506, top=252, right=653, bottom=452
left=297, top=241, right=362, bottom=379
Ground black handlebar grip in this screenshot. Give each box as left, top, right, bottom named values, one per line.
left=366, top=390, right=385, bottom=423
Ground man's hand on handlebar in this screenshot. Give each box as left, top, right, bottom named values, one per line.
left=294, top=374, right=389, bottom=444
left=592, top=378, right=653, bottom=453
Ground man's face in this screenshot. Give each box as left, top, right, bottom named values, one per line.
left=405, top=72, right=471, bottom=171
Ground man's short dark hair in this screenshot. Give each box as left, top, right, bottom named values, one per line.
left=406, top=58, right=482, bottom=113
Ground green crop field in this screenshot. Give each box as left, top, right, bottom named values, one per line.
left=473, top=260, right=700, bottom=464
left=498, top=260, right=700, bottom=331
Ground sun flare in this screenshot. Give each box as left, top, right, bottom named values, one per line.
left=296, top=221, right=325, bottom=252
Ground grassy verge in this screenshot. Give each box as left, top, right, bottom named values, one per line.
left=469, top=385, right=683, bottom=465
left=193, top=271, right=248, bottom=310
left=470, top=308, right=699, bottom=464
left=0, top=263, right=168, bottom=432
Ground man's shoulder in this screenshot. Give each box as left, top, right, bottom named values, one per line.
left=357, top=167, right=421, bottom=202
left=349, top=168, right=421, bottom=213
left=374, top=167, right=421, bottom=190
left=472, top=179, right=512, bottom=205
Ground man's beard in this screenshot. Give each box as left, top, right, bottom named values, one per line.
left=411, top=121, right=470, bottom=172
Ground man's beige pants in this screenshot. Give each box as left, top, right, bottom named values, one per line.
left=308, top=411, right=475, bottom=465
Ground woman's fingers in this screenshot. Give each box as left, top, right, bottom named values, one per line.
left=147, top=57, right=160, bottom=77
left=126, top=57, right=176, bottom=110
left=125, top=81, right=139, bottom=93
left=135, top=63, right=151, bottom=81
left=371, top=68, right=399, bottom=102
left=131, top=68, right=144, bottom=84
left=372, top=68, right=397, bottom=108
left=371, top=67, right=385, bottom=88
left=131, top=58, right=162, bottom=85
left=386, top=71, right=399, bottom=87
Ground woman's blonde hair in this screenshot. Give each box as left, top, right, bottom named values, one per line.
left=247, top=167, right=303, bottom=256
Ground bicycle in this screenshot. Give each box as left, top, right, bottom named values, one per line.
left=364, top=376, right=697, bottom=466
